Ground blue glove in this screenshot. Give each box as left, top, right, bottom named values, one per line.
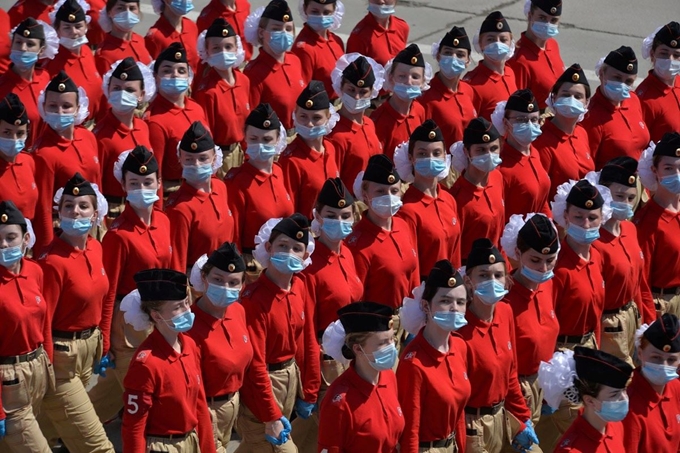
left=265, top=416, right=292, bottom=446
left=94, top=353, right=116, bottom=378
left=512, top=420, right=539, bottom=452
left=541, top=402, right=557, bottom=416
left=294, top=398, right=316, bottom=419
left=0, top=418, right=5, bottom=438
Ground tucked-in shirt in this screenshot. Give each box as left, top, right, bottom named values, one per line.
left=636, top=70, right=680, bottom=143
left=346, top=13, right=409, bottom=66
left=463, top=62, right=518, bottom=119
left=634, top=199, right=680, bottom=289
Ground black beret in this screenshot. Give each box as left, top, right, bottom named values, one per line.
left=63, top=172, right=96, bottom=197
left=262, top=0, right=293, bottom=22
left=154, top=42, right=188, bottom=73
left=599, top=156, right=638, bottom=187
left=604, top=46, right=638, bottom=75
left=554, top=63, right=589, bottom=88
left=180, top=121, right=215, bottom=153
left=410, top=119, right=444, bottom=146
left=111, top=57, right=143, bottom=82
left=317, top=177, right=354, bottom=209
left=480, top=11, right=511, bottom=34
left=439, top=26, right=471, bottom=52
left=0, top=93, right=28, bottom=126
left=46, top=70, right=78, bottom=94
left=362, top=154, right=400, bottom=186
left=207, top=242, right=246, bottom=273
left=505, top=89, right=538, bottom=114
left=296, top=80, right=329, bottom=110
left=653, top=132, right=680, bottom=158
left=467, top=238, right=505, bottom=269
left=338, top=301, right=395, bottom=333
left=463, top=117, right=501, bottom=147
left=574, top=346, right=633, bottom=389
left=393, top=44, right=425, bottom=68
left=246, top=103, right=281, bottom=130
left=426, top=259, right=464, bottom=290
left=122, top=145, right=159, bottom=177
left=643, top=314, right=680, bottom=353
left=135, top=269, right=188, bottom=301
left=342, top=56, right=376, bottom=89
left=531, top=0, right=562, bottom=16
left=566, top=180, right=604, bottom=210
left=272, top=213, right=310, bottom=244
left=206, top=18, right=236, bottom=39
left=15, top=18, right=45, bottom=40
left=519, top=214, right=559, bottom=255
left=654, top=22, right=680, bottom=50
left=55, top=0, right=87, bottom=24
left=0, top=200, right=26, bottom=226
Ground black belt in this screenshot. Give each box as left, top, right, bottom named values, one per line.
left=104, top=195, right=125, bottom=205
left=267, top=358, right=294, bottom=372
left=242, top=248, right=255, bottom=255
left=322, top=354, right=334, bottom=361
left=207, top=392, right=235, bottom=404
left=0, top=345, right=43, bottom=365
left=465, top=401, right=504, bottom=416
left=419, top=433, right=455, bottom=449
left=218, top=143, right=239, bottom=153
left=53, top=327, right=97, bottom=340
left=286, top=128, right=296, bottom=137
left=603, top=301, right=634, bottom=315
left=147, top=431, right=192, bottom=440
left=557, top=331, right=594, bottom=345
left=652, top=286, right=680, bottom=296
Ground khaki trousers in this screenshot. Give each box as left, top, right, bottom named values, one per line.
left=39, top=330, right=115, bottom=453
left=243, top=253, right=264, bottom=286
left=147, top=431, right=201, bottom=452
left=653, top=292, right=680, bottom=318
left=235, top=362, right=300, bottom=453
left=600, top=302, right=640, bottom=366
left=217, top=144, right=244, bottom=180
left=209, top=393, right=240, bottom=453
left=464, top=409, right=507, bottom=453
left=420, top=446, right=456, bottom=453
left=0, top=350, right=53, bottom=453
left=499, top=375, right=544, bottom=453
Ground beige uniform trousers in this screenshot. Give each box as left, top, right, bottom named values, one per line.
left=600, top=302, right=641, bottom=366
left=147, top=431, right=201, bottom=452
left=420, top=446, right=456, bottom=453
left=498, top=375, right=544, bottom=453
left=653, top=292, right=680, bottom=318
left=209, top=392, right=240, bottom=453
left=216, top=144, right=244, bottom=179
left=0, top=349, right=53, bottom=453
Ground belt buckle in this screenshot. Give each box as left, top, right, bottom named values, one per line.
left=81, top=328, right=93, bottom=339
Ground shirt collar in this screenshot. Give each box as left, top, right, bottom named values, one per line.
left=338, top=114, right=362, bottom=132
left=149, top=328, right=190, bottom=363
left=516, top=32, right=541, bottom=56
left=560, top=238, right=590, bottom=270
left=592, top=88, right=631, bottom=113
left=649, top=198, right=680, bottom=224
left=631, top=368, right=666, bottom=410
left=644, top=70, right=674, bottom=95
left=121, top=203, right=159, bottom=233
left=289, top=136, right=324, bottom=162
left=357, top=215, right=401, bottom=242
left=474, top=61, right=502, bottom=81
left=0, top=258, right=29, bottom=283
left=345, top=361, right=388, bottom=397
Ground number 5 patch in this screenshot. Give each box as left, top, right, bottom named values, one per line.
left=124, top=391, right=153, bottom=416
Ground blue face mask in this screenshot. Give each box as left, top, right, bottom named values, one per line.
left=0, top=137, right=25, bottom=157
left=321, top=218, right=353, bottom=241
left=206, top=283, right=240, bottom=308
left=511, top=122, right=542, bottom=146
left=60, top=217, right=93, bottom=236
left=655, top=58, right=680, bottom=79
left=531, top=21, right=559, bottom=40
left=553, top=96, right=586, bottom=119
left=163, top=309, right=195, bottom=333
left=595, top=398, right=629, bottom=422
left=470, top=153, right=502, bottom=172
left=393, top=83, right=422, bottom=101
left=602, top=81, right=632, bottom=103
left=367, top=3, right=395, bottom=18
left=483, top=42, right=511, bottom=61
left=307, top=14, right=334, bottom=31
left=474, top=280, right=508, bottom=305
left=520, top=265, right=554, bottom=283
left=112, top=10, right=140, bottom=32
left=45, top=112, right=75, bottom=132
left=182, top=163, right=213, bottom=184
left=269, top=31, right=294, bottom=54
left=414, top=157, right=447, bottom=178
left=610, top=201, right=634, bottom=220
left=341, top=93, right=372, bottom=114
left=567, top=223, right=600, bottom=244
left=208, top=51, right=238, bottom=70
left=270, top=252, right=305, bottom=274
left=295, top=121, right=329, bottom=140
left=127, top=189, right=159, bottom=209
left=169, top=0, right=194, bottom=15
left=0, top=246, right=23, bottom=268
left=439, top=56, right=466, bottom=79
left=371, top=194, right=402, bottom=218
left=432, top=311, right=467, bottom=332
left=363, top=343, right=397, bottom=371
left=159, top=77, right=189, bottom=96
left=109, top=90, right=139, bottom=114
left=660, top=174, right=680, bottom=194
left=10, top=50, right=39, bottom=70
left=642, top=362, right=679, bottom=385
left=246, top=143, right=277, bottom=162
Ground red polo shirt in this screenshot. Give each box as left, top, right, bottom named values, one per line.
left=555, top=413, right=625, bottom=453
left=346, top=13, right=409, bottom=67
left=292, top=24, right=345, bottom=100
left=581, top=88, right=650, bottom=170
left=0, top=66, right=51, bottom=147
left=463, top=61, right=518, bottom=120
left=224, top=162, right=294, bottom=251
left=370, top=98, right=426, bottom=160
left=448, top=170, right=505, bottom=263
left=95, top=32, right=152, bottom=76
left=188, top=300, right=254, bottom=397
left=346, top=215, right=420, bottom=309
left=7, top=0, right=52, bottom=26
left=244, top=51, right=305, bottom=130
left=165, top=178, right=235, bottom=272
left=508, top=33, right=565, bottom=110
left=85, top=0, right=106, bottom=46
left=0, top=152, right=38, bottom=220
left=196, top=0, right=252, bottom=61
left=0, top=10, right=10, bottom=75
left=319, top=364, right=404, bottom=453
left=499, top=142, right=552, bottom=221
left=279, top=136, right=339, bottom=219
left=397, top=184, right=462, bottom=272
left=535, top=120, right=594, bottom=201
left=145, top=16, right=200, bottom=72
left=636, top=70, right=680, bottom=143
left=419, top=74, right=477, bottom=148
left=193, top=68, right=250, bottom=147
left=397, top=332, right=470, bottom=453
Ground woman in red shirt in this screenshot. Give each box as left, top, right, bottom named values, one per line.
left=146, top=0, right=199, bottom=71
left=346, top=0, right=409, bottom=67
left=122, top=269, right=216, bottom=453
left=319, top=301, right=405, bottom=452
